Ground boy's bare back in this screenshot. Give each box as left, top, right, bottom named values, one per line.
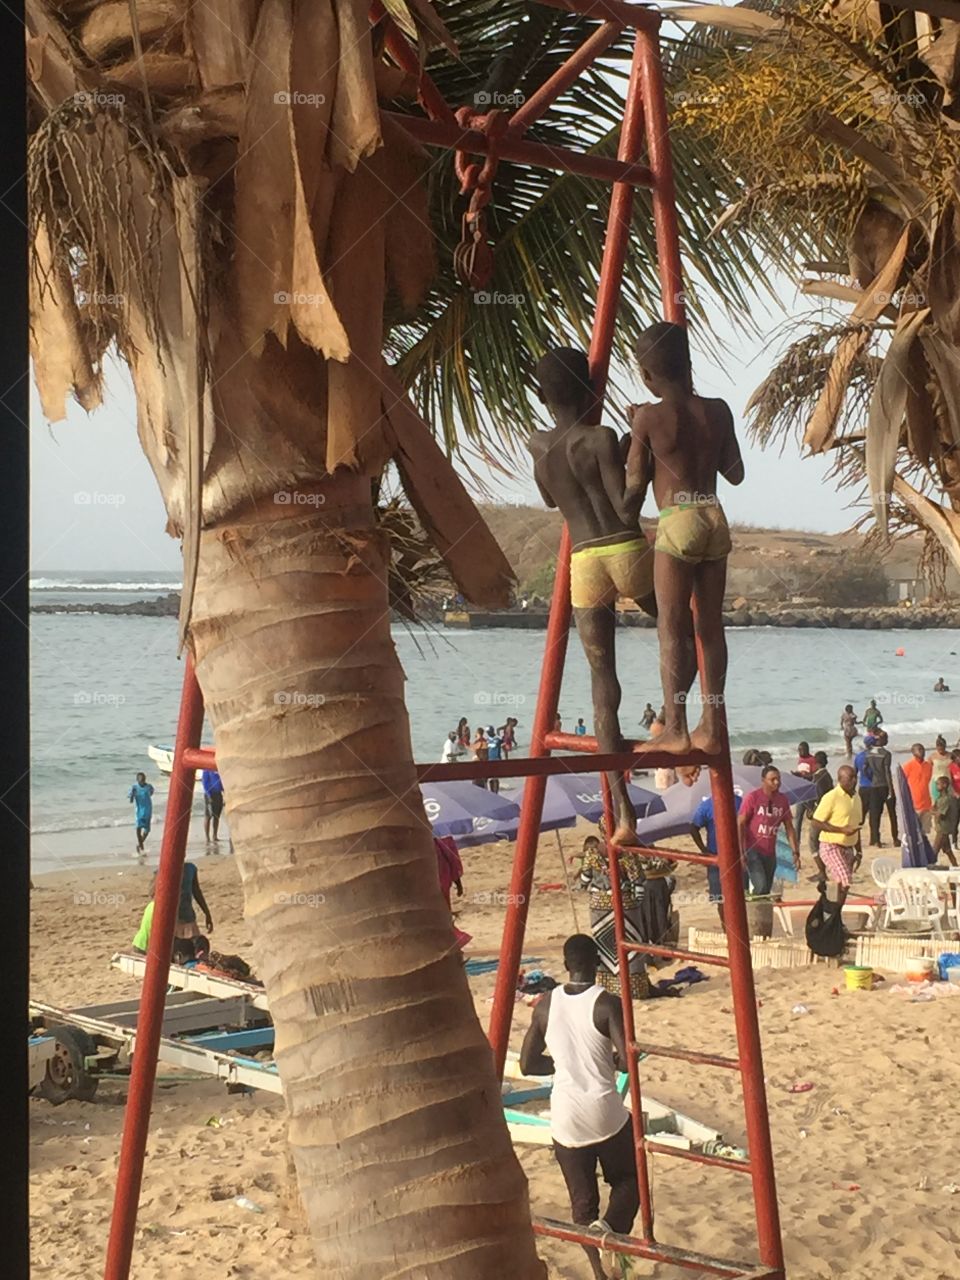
left=627, top=394, right=743, bottom=510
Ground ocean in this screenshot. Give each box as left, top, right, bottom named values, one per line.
left=29, top=572, right=960, bottom=875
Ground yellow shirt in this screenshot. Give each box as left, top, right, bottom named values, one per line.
left=812, top=785, right=863, bottom=846
left=132, top=900, right=154, bottom=951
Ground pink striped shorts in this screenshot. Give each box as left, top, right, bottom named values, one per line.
left=819, top=841, right=855, bottom=887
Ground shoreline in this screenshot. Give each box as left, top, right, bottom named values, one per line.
left=32, top=593, right=960, bottom=630
left=26, top=744, right=931, bottom=878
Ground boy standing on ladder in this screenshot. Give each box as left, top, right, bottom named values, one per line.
left=529, top=348, right=656, bottom=846
left=520, top=933, right=638, bottom=1280
left=625, top=321, right=744, bottom=758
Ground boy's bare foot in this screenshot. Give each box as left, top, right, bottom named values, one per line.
left=610, top=820, right=638, bottom=848
left=637, top=727, right=691, bottom=755
left=689, top=722, right=723, bottom=757
left=677, top=764, right=701, bottom=786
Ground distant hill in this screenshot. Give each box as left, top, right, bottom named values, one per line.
left=477, top=506, right=956, bottom=606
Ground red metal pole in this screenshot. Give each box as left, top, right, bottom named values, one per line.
left=487, top=523, right=572, bottom=1077
left=508, top=22, right=623, bottom=137
left=708, top=748, right=785, bottom=1276
left=636, top=27, right=686, bottom=325
left=601, top=777, right=655, bottom=1241
left=638, top=12, right=781, bottom=1255
left=587, top=26, right=649, bottom=405
left=382, top=112, right=653, bottom=187
left=104, top=657, right=205, bottom=1280
left=487, top=26, right=651, bottom=1076
left=187, top=743, right=723, bottom=782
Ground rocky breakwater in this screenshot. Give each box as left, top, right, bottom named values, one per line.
left=31, top=592, right=181, bottom=617
left=722, top=604, right=960, bottom=629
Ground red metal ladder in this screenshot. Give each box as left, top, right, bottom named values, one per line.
left=103, top=4, right=785, bottom=1277
left=512, top=726, right=785, bottom=1278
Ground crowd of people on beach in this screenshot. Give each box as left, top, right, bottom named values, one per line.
left=440, top=717, right=519, bottom=793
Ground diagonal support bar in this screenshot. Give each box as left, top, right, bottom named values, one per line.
left=383, top=112, right=654, bottom=185
left=508, top=21, right=624, bottom=136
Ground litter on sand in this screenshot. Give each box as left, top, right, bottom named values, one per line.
left=787, top=1082, right=815, bottom=1094
left=233, top=1196, right=263, bottom=1213
left=889, top=981, right=960, bottom=1002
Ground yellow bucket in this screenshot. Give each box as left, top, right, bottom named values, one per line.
left=844, top=965, right=874, bottom=991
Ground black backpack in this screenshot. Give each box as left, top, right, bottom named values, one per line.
left=805, top=888, right=847, bottom=958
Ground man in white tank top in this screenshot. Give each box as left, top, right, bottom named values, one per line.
left=520, top=934, right=638, bottom=1280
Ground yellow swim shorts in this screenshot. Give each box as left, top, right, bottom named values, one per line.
left=569, top=537, right=654, bottom=610
left=655, top=502, right=731, bottom=564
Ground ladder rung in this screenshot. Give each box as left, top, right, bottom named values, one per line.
left=612, top=844, right=717, bottom=867
left=542, top=730, right=722, bottom=769
left=533, top=1216, right=766, bottom=1276
left=631, top=1040, right=740, bottom=1070
left=642, top=1140, right=752, bottom=1174
left=621, top=941, right=731, bottom=969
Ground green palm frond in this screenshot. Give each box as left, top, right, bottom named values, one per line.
left=384, top=8, right=801, bottom=456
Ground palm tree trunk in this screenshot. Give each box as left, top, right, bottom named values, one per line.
left=189, top=473, right=545, bottom=1280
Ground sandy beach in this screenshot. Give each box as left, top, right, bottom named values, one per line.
left=30, top=830, right=960, bottom=1280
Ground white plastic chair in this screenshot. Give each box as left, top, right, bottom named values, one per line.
left=948, top=883, right=960, bottom=936
left=883, top=872, right=945, bottom=936
left=871, top=857, right=898, bottom=889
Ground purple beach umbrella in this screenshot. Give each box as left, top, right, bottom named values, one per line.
left=515, top=772, right=665, bottom=828
left=419, top=781, right=520, bottom=839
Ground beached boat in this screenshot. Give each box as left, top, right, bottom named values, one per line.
left=147, top=744, right=174, bottom=774
left=148, top=743, right=211, bottom=778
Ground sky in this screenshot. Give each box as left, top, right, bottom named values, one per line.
left=29, top=294, right=850, bottom=575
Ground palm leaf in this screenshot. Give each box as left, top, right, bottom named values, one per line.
left=386, top=15, right=806, bottom=454
left=865, top=306, right=930, bottom=529
left=804, top=227, right=911, bottom=452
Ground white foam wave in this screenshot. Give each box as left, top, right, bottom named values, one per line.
left=873, top=718, right=958, bottom=738
left=32, top=814, right=166, bottom=835
left=30, top=578, right=181, bottom=592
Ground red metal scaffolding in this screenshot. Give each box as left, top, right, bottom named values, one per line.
left=102, top=3, right=786, bottom=1278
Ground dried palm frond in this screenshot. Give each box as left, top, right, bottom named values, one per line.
left=747, top=319, right=883, bottom=450
left=377, top=495, right=452, bottom=621
left=673, top=0, right=960, bottom=578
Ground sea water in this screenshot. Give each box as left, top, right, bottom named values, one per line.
left=28, top=575, right=960, bottom=873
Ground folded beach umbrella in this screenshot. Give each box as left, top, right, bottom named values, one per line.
left=419, top=781, right=520, bottom=839
left=892, top=764, right=936, bottom=868
left=635, top=766, right=816, bottom=845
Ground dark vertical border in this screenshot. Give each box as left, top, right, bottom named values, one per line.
left=0, top=5, right=30, bottom=1279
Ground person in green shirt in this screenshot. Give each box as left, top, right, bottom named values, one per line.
left=862, top=699, right=883, bottom=733
left=132, top=899, right=153, bottom=953
left=932, top=775, right=959, bottom=867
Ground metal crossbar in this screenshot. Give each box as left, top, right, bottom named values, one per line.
left=533, top=1218, right=771, bottom=1276
left=102, top=3, right=786, bottom=1278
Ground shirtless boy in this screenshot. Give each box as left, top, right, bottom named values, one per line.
left=625, top=322, right=744, bottom=756
left=529, top=347, right=656, bottom=844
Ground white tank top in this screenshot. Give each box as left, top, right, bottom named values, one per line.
left=545, top=984, right=630, bottom=1148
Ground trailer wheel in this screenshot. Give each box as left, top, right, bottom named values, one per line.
left=39, top=1027, right=98, bottom=1104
